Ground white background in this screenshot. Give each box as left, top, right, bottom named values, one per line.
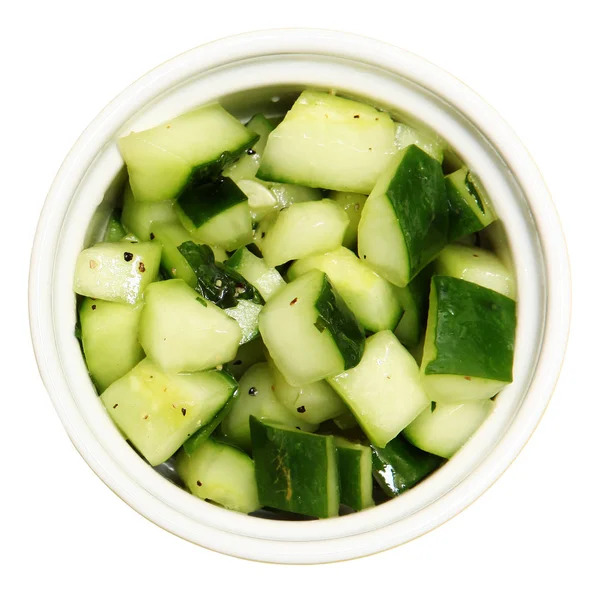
left=2, top=1, right=598, bottom=590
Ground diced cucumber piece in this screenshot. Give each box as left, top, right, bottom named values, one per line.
left=328, top=330, right=429, bottom=448
left=176, top=241, right=262, bottom=309
left=182, top=389, right=238, bottom=455
left=176, top=176, right=252, bottom=250
left=220, top=363, right=317, bottom=450
left=421, top=276, right=516, bottom=403
left=258, top=90, right=397, bottom=194
left=138, top=279, right=241, bottom=373
left=73, top=240, right=161, bottom=304
left=371, top=434, right=444, bottom=496
left=119, top=103, right=258, bottom=202
left=446, top=168, right=496, bottom=242
left=259, top=269, right=365, bottom=386
left=104, top=211, right=126, bottom=242
left=434, top=244, right=516, bottom=299
left=79, top=298, right=144, bottom=393
left=394, top=264, right=433, bottom=347
left=329, top=191, right=368, bottom=249
left=404, top=400, right=494, bottom=458
left=394, top=122, right=446, bottom=163
left=100, top=358, right=236, bottom=466
left=358, top=144, right=448, bottom=287
left=225, top=247, right=286, bottom=302
left=121, top=183, right=178, bottom=241
left=225, top=338, right=266, bottom=380
left=333, top=411, right=358, bottom=431
left=224, top=300, right=262, bottom=344
left=149, top=221, right=197, bottom=287
left=176, top=438, right=260, bottom=513
left=268, top=355, right=346, bottom=424
left=260, top=200, right=348, bottom=267
left=288, top=246, right=403, bottom=332
left=334, top=437, right=374, bottom=511
left=250, top=417, right=340, bottom=518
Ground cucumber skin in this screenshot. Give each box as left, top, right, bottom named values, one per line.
left=335, top=438, right=374, bottom=511
left=315, top=275, right=365, bottom=371
left=371, top=435, right=444, bottom=497
left=386, top=145, right=449, bottom=280
left=250, top=417, right=339, bottom=518
left=446, top=177, right=485, bottom=242
left=425, top=276, right=516, bottom=382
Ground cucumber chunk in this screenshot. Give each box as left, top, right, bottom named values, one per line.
left=328, top=330, right=429, bottom=448
left=434, top=244, right=516, bottom=298
left=421, top=276, right=516, bottom=403
left=269, top=184, right=322, bottom=209
left=235, top=179, right=279, bottom=221
left=259, top=269, right=365, bottom=386
left=288, top=246, right=403, bottom=332
left=149, top=221, right=197, bottom=287
left=225, top=338, right=266, bottom=380
left=104, top=211, right=126, bottom=242
left=394, top=264, right=434, bottom=347
left=446, top=168, right=496, bottom=242
left=394, top=122, right=446, bottom=163
left=333, top=411, right=358, bottom=431
left=138, top=279, right=242, bottom=373
left=224, top=299, right=262, bottom=344
left=177, top=438, right=260, bottom=513
left=334, top=437, right=374, bottom=511
left=79, top=298, right=144, bottom=393
left=358, top=144, right=448, bottom=287
left=257, top=90, right=397, bottom=194
left=260, top=200, right=348, bottom=267
left=329, top=191, right=368, bottom=249
left=119, top=103, right=258, bottom=202
left=404, top=400, right=494, bottom=458
left=268, top=355, right=347, bottom=424
left=74, top=240, right=161, bottom=304
left=250, top=417, right=340, bottom=518
left=176, top=176, right=253, bottom=250
left=100, top=358, right=236, bottom=466
left=220, top=363, right=317, bottom=450
left=371, top=434, right=444, bottom=496
left=225, top=247, right=286, bottom=302
left=121, top=183, right=178, bottom=241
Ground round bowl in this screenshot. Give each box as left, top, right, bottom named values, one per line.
left=29, top=29, right=570, bottom=564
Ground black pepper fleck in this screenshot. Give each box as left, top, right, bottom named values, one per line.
left=150, top=232, right=155, bottom=240
left=91, top=304, right=96, bottom=310
left=123, top=252, right=133, bottom=262
left=290, top=297, right=298, bottom=306
left=138, top=262, right=146, bottom=273
left=354, top=114, right=360, bottom=119
left=196, top=480, right=203, bottom=487
left=113, top=403, right=118, bottom=409
left=246, top=148, right=256, bottom=155
left=248, top=387, right=257, bottom=396
left=261, top=232, right=266, bottom=238
left=297, top=405, right=306, bottom=413
left=232, top=360, right=242, bottom=366
left=181, top=408, right=187, bottom=416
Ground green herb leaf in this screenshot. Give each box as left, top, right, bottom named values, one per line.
left=196, top=297, right=208, bottom=307
left=431, top=401, right=437, bottom=413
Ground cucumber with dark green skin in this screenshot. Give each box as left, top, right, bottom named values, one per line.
left=424, top=276, right=516, bottom=381
left=334, top=437, right=374, bottom=511
left=183, top=389, right=239, bottom=455
left=250, top=416, right=339, bottom=518
left=177, top=241, right=262, bottom=309
left=394, top=264, right=433, bottom=347
left=104, top=212, right=127, bottom=242
left=358, top=145, right=448, bottom=287
left=446, top=168, right=496, bottom=242
left=371, top=434, right=444, bottom=497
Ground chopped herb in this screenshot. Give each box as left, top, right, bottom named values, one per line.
left=431, top=401, right=437, bottom=413
left=248, top=387, right=257, bottom=396
left=123, top=252, right=133, bottom=262
left=74, top=321, right=82, bottom=340
left=195, top=297, right=208, bottom=307
left=181, top=408, right=187, bottom=416
left=297, top=405, right=306, bottom=413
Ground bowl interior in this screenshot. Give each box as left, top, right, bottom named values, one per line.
left=35, top=36, right=551, bottom=562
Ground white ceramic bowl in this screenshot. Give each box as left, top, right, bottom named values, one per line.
left=29, top=29, right=570, bottom=564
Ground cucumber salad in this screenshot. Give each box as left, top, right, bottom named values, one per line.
left=73, top=91, right=516, bottom=518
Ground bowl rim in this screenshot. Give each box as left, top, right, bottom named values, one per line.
left=29, top=28, right=571, bottom=564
